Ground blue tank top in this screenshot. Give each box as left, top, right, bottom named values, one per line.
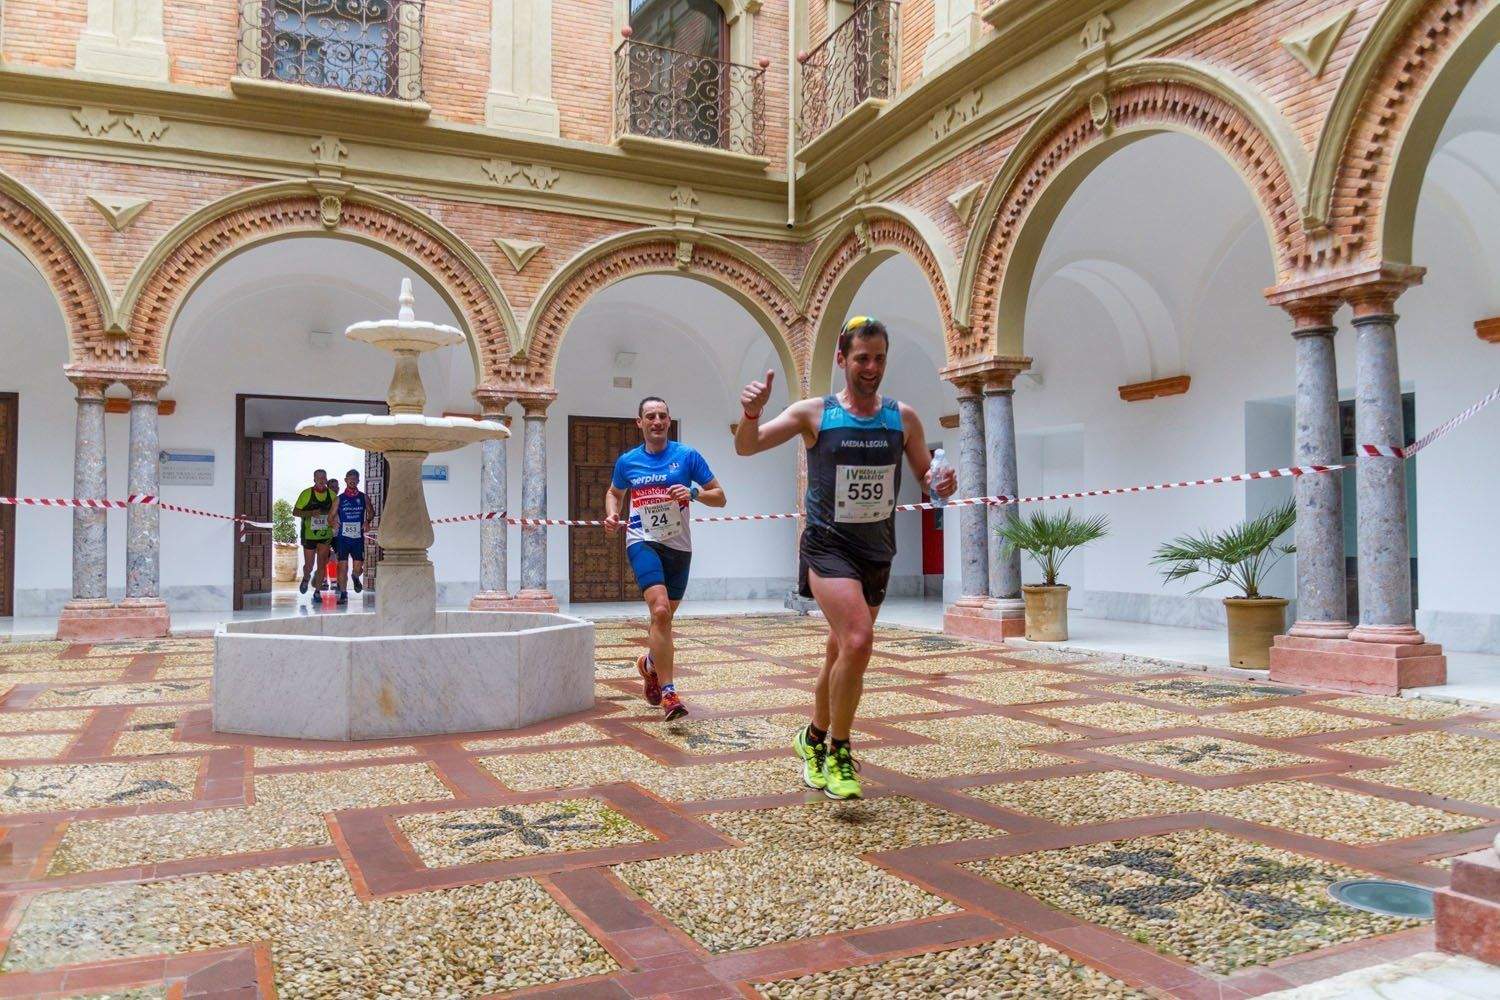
left=804, top=395, right=904, bottom=562
left=336, top=490, right=366, bottom=539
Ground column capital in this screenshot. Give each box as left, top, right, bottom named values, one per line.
left=1269, top=292, right=1341, bottom=331
left=515, top=390, right=557, bottom=418
left=940, top=355, right=1032, bottom=393
left=63, top=366, right=113, bottom=399
left=1265, top=262, right=1424, bottom=317
left=123, top=370, right=169, bottom=400
left=472, top=386, right=514, bottom=418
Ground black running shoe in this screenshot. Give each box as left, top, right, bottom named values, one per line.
left=337, top=591, right=348, bottom=605
left=352, top=576, right=363, bottom=593
left=298, top=575, right=309, bottom=595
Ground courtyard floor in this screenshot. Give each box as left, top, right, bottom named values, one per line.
left=0, top=615, right=1497, bottom=998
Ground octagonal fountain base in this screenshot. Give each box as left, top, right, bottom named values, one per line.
left=212, top=611, right=595, bottom=740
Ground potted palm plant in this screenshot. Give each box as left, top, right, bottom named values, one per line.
left=996, top=508, right=1109, bottom=641
left=1150, top=499, right=1296, bottom=669
left=271, top=498, right=299, bottom=583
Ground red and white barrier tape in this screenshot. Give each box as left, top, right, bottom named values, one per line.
left=3, top=383, right=1494, bottom=530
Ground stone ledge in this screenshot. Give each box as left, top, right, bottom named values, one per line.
left=229, top=76, right=432, bottom=121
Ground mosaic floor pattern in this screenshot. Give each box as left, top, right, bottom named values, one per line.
left=0, top=617, right=1495, bottom=998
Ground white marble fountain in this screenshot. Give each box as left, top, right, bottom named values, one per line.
left=213, top=280, right=594, bottom=740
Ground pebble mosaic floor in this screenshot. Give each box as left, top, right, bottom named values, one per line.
left=0, top=616, right=1496, bottom=998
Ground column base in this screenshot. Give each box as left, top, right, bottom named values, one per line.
left=1349, top=622, right=1427, bottom=644
left=57, top=600, right=171, bottom=642
left=1268, top=634, right=1446, bottom=695
left=1287, top=619, right=1353, bottom=639
left=511, top=589, right=559, bottom=613
left=944, top=602, right=1025, bottom=642
left=468, top=591, right=515, bottom=611
left=1435, top=843, right=1500, bottom=966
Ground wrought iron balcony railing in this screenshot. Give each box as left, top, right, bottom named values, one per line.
left=614, top=32, right=769, bottom=158
left=238, top=0, right=424, bottom=101
left=798, top=0, right=900, bottom=146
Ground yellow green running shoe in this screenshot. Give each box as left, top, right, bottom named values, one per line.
left=794, top=725, right=827, bottom=790
left=822, top=742, right=862, bottom=800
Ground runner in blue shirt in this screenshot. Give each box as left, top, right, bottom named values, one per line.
left=604, top=396, right=726, bottom=720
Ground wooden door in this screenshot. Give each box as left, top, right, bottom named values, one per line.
left=567, top=416, right=678, bottom=603
left=0, top=394, right=16, bottom=617
left=363, top=450, right=386, bottom=592
left=234, top=437, right=273, bottom=609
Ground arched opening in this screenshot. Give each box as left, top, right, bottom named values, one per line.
left=0, top=236, right=75, bottom=618
left=161, top=237, right=483, bottom=614
left=550, top=273, right=798, bottom=608
left=1385, top=40, right=1500, bottom=652
left=817, top=253, right=956, bottom=615
left=1016, top=132, right=1299, bottom=633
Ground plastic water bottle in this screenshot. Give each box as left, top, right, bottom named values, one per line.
left=929, top=449, right=949, bottom=508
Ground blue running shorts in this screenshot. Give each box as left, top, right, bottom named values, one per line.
left=627, top=541, right=692, bottom=600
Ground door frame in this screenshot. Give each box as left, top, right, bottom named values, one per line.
left=566, top=414, right=679, bottom=604
left=233, top=392, right=386, bottom=610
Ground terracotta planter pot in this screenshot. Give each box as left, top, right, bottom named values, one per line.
left=273, top=544, right=299, bottom=583
left=1022, top=584, right=1070, bottom=642
left=1224, top=597, right=1289, bottom=668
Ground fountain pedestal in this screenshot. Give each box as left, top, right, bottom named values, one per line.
left=213, top=280, right=594, bottom=740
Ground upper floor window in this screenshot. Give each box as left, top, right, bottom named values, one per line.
left=616, top=0, right=767, bottom=156
left=239, top=0, right=424, bottom=101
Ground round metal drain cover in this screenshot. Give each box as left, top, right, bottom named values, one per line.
left=1328, top=879, right=1434, bottom=918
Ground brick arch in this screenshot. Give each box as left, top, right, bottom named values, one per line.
left=124, top=183, right=516, bottom=375
left=964, top=75, right=1306, bottom=360
left=803, top=210, right=959, bottom=395
left=1309, top=0, right=1499, bottom=269
left=518, top=231, right=803, bottom=391
left=0, top=171, right=112, bottom=362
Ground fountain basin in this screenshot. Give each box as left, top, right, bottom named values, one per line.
left=298, top=413, right=507, bottom=454
left=213, top=611, right=595, bottom=740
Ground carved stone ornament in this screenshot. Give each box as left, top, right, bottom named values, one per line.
left=72, top=107, right=119, bottom=137
left=947, top=181, right=984, bottom=226
left=87, top=194, right=150, bottom=231
left=674, top=240, right=694, bottom=270
left=853, top=219, right=872, bottom=254
left=1281, top=8, right=1355, bottom=77
left=482, top=159, right=561, bottom=190
left=1080, top=12, right=1113, bottom=50
left=318, top=194, right=343, bottom=229
left=852, top=161, right=873, bottom=200
left=122, top=114, right=170, bottom=143
left=494, top=237, right=544, bottom=273
left=668, top=184, right=699, bottom=211
left=1089, top=92, right=1113, bottom=134
left=311, top=135, right=349, bottom=166
left=930, top=90, right=982, bottom=141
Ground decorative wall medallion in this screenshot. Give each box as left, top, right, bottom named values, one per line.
left=930, top=90, right=982, bottom=141
left=317, top=195, right=343, bottom=229
left=674, top=240, right=694, bottom=270
left=72, top=107, right=119, bottom=137
left=853, top=219, right=872, bottom=254
left=947, top=181, right=983, bottom=225
left=86, top=194, right=151, bottom=231
left=121, top=114, right=170, bottom=143
left=494, top=237, right=544, bottom=272
left=482, top=158, right=560, bottom=190
left=1281, top=9, right=1354, bottom=77
left=1089, top=92, right=1113, bottom=134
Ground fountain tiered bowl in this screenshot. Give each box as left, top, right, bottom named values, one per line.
left=212, top=280, right=594, bottom=741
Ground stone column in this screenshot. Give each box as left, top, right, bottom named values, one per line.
left=954, top=384, right=988, bottom=607
left=56, top=372, right=114, bottom=641
left=1347, top=285, right=1423, bottom=645
left=118, top=374, right=170, bottom=636
left=1268, top=270, right=1443, bottom=694
left=514, top=394, right=558, bottom=611
left=983, top=364, right=1027, bottom=634
left=470, top=391, right=514, bottom=610
left=1286, top=298, right=1350, bottom=638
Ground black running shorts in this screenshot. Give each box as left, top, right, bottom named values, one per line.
left=798, top=525, right=892, bottom=607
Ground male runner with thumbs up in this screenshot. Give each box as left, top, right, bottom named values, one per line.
left=734, top=317, right=957, bottom=799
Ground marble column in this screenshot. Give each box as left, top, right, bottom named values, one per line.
left=1286, top=300, right=1350, bottom=638
left=470, top=393, right=513, bottom=610
left=954, top=385, right=988, bottom=608
left=515, top=395, right=557, bottom=611
left=117, top=375, right=170, bottom=635
left=69, top=375, right=109, bottom=605
left=1347, top=291, right=1422, bottom=644
left=983, top=372, right=1024, bottom=618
